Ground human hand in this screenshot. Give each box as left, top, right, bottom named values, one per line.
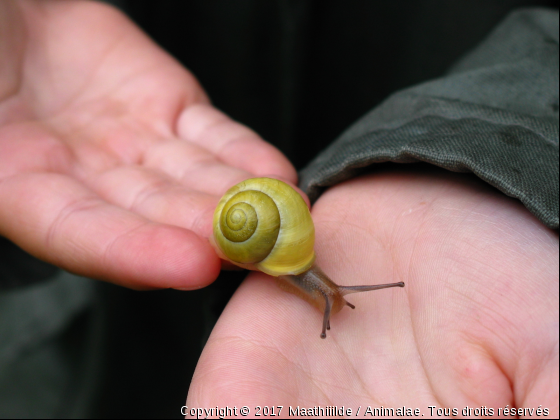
left=0, top=0, right=295, bottom=289
left=188, top=167, right=558, bottom=416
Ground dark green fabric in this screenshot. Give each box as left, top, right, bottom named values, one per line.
left=300, top=9, right=559, bottom=229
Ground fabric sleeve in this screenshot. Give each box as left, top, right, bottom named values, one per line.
left=299, top=8, right=559, bottom=229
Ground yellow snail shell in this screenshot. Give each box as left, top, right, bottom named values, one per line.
left=212, top=177, right=315, bottom=277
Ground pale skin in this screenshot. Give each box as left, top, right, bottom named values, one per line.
left=0, top=0, right=296, bottom=290
left=0, top=1, right=557, bottom=417
left=188, top=169, right=559, bottom=417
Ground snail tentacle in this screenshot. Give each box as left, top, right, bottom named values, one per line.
left=321, top=291, right=333, bottom=339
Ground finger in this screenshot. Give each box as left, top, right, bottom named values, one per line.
left=90, top=165, right=218, bottom=239
left=92, top=167, right=279, bottom=272
left=90, top=167, right=309, bottom=265
left=0, top=173, right=220, bottom=290
left=143, top=140, right=310, bottom=206
left=142, top=139, right=252, bottom=196
left=176, top=104, right=297, bottom=183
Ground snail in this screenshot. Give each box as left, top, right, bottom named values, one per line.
left=212, top=177, right=404, bottom=338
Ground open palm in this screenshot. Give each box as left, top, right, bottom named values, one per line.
left=188, top=169, right=558, bottom=417
left=0, top=1, right=295, bottom=289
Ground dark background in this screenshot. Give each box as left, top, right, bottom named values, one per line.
left=113, top=0, right=558, bottom=170
left=6, top=1, right=558, bottom=418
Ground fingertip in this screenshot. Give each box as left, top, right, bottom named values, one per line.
left=227, top=140, right=298, bottom=185
left=168, top=227, right=222, bottom=289
left=243, top=143, right=298, bottom=185
left=177, top=104, right=298, bottom=184
left=108, top=224, right=221, bottom=290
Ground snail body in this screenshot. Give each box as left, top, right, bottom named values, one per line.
left=213, top=177, right=404, bottom=338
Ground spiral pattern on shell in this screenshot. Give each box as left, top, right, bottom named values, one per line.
left=218, top=190, right=280, bottom=264
left=213, top=178, right=316, bottom=276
